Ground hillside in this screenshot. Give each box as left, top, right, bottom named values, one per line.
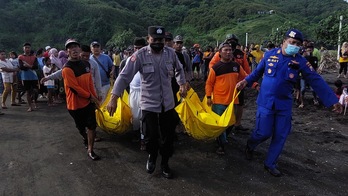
left=0, top=0, right=347, bottom=51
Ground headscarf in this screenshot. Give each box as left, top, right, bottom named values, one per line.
left=49, top=48, right=63, bottom=69
left=58, top=50, right=68, bottom=66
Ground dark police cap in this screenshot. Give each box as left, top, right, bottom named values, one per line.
left=285, top=29, right=303, bottom=43
left=148, top=26, right=165, bottom=39
left=65, top=39, right=80, bottom=49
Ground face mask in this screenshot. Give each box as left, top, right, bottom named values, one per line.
left=150, top=43, right=164, bottom=52
left=285, top=44, right=300, bottom=55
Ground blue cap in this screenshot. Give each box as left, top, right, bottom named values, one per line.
left=285, top=29, right=303, bottom=43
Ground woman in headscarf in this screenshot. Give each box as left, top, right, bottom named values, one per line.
left=58, top=50, right=68, bottom=66
left=49, top=48, right=63, bottom=69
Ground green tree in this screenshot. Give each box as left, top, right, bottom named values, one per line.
left=106, top=29, right=136, bottom=49
left=316, top=11, right=348, bottom=48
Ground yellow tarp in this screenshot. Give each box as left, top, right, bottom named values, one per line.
left=96, top=89, right=132, bottom=134
left=175, top=88, right=238, bottom=140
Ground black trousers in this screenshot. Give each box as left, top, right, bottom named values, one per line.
left=141, top=109, right=176, bottom=161
left=339, top=62, right=348, bottom=75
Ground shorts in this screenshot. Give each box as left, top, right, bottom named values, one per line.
left=68, top=103, right=97, bottom=132
left=23, top=80, right=38, bottom=91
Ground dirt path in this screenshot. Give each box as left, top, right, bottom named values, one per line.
left=0, top=70, right=347, bottom=195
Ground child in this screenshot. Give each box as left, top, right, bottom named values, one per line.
left=334, top=79, right=347, bottom=98
left=334, top=80, right=348, bottom=114
left=43, top=57, right=58, bottom=106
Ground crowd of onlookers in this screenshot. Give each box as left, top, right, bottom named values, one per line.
left=1, top=38, right=347, bottom=116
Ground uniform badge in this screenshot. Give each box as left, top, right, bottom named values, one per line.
left=156, top=28, right=163, bottom=34
left=289, top=73, right=294, bottom=78
left=289, top=31, right=296, bottom=38
left=131, top=55, right=136, bottom=62
left=269, top=63, right=274, bottom=67
left=268, top=68, right=272, bottom=74
left=233, top=66, right=238, bottom=72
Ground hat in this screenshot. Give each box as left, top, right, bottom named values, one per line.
left=193, top=43, right=200, bottom=48
left=45, top=46, right=51, bottom=50
left=285, top=29, right=303, bottom=43
left=165, top=32, right=173, bottom=40
left=173, top=35, right=183, bottom=42
left=218, top=42, right=231, bottom=50
left=225, top=34, right=238, bottom=42
left=133, top=37, right=146, bottom=46
left=148, top=26, right=165, bottom=39
left=90, top=41, right=101, bottom=47
left=23, top=42, right=31, bottom=47
left=65, top=39, right=80, bottom=49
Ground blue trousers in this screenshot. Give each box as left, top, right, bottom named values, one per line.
left=247, top=105, right=292, bottom=169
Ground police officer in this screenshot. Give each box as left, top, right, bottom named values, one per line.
left=236, top=29, right=343, bottom=177
left=107, top=26, right=187, bottom=179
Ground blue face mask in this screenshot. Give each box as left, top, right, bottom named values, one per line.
left=285, top=44, right=300, bottom=55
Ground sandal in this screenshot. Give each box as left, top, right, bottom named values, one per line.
left=94, top=136, right=101, bottom=142
left=27, top=108, right=33, bottom=112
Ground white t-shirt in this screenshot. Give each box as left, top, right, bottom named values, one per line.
left=0, top=59, right=15, bottom=83
left=43, top=65, right=55, bottom=86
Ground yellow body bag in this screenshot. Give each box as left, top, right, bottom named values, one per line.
left=96, top=89, right=132, bottom=134
left=175, top=88, right=238, bottom=140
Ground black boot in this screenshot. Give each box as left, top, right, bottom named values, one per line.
left=161, top=156, right=173, bottom=179
left=146, top=154, right=157, bottom=174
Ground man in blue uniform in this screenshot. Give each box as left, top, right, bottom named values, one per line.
left=236, top=29, right=343, bottom=177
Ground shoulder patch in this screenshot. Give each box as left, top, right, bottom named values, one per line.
left=130, top=55, right=136, bottom=62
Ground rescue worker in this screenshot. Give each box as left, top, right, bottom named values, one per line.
left=62, top=39, right=100, bottom=160
left=106, top=26, right=187, bottom=179
left=206, top=42, right=249, bottom=155
left=236, top=29, right=343, bottom=177
left=209, top=34, right=251, bottom=132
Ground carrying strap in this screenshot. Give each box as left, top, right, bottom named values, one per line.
left=93, top=55, right=109, bottom=75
